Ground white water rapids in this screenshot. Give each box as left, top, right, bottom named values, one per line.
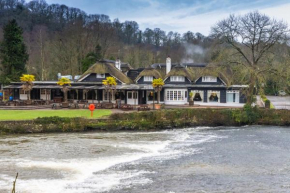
left=1, top=126, right=290, bottom=193
left=0, top=128, right=219, bottom=193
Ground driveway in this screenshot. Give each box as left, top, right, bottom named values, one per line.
left=266, top=96, right=290, bottom=109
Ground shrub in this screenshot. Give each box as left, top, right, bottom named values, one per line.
left=265, top=100, right=271, bottom=109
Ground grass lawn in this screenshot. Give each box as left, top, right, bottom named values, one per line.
left=0, top=109, right=112, bottom=120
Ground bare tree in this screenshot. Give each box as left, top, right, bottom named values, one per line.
left=212, top=11, right=288, bottom=104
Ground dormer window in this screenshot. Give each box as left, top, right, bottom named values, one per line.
left=170, top=76, right=185, bottom=82
left=202, top=76, right=217, bottom=82
left=144, top=76, right=153, bottom=82
left=96, top=74, right=105, bottom=78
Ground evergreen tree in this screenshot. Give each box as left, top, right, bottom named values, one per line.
left=81, top=44, right=102, bottom=72
left=0, top=19, right=28, bottom=84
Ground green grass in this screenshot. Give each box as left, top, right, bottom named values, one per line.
left=0, top=109, right=112, bottom=120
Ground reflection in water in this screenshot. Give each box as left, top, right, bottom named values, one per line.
left=0, top=126, right=290, bottom=193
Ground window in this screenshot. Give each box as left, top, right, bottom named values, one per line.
left=147, top=91, right=157, bottom=101
left=128, top=91, right=137, bottom=99
left=170, top=76, right=185, bottom=82
left=166, top=90, right=187, bottom=101
left=191, top=90, right=204, bottom=102
left=144, top=76, right=153, bottom=82
left=227, top=91, right=239, bottom=103
left=202, top=76, right=217, bottom=82
left=208, top=90, right=220, bottom=103
left=97, top=74, right=105, bottom=78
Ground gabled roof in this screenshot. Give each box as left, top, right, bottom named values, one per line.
left=135, top=67, right=162, bottom=82
left=164, top=64, right=193, bottom=81
left=78, top=61, right=133, bottom=84
left=186, top=65, right=229, bottom=85
left=101, top=59, right=132, bottom=69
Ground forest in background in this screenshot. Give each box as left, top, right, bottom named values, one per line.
left=0, top=0, right=289, bottom=95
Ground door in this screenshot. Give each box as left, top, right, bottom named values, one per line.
left=227, top=92, right=239, bottom=103
left=127, top=91, right=138, bottom=105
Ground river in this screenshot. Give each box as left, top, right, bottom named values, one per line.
left=0, top=126, right=290, bottom=193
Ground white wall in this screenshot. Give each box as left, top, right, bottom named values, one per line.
left=20, top=94, right=27, bottom=100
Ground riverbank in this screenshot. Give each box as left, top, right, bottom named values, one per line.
left=1, top=106, right=290, bottom=135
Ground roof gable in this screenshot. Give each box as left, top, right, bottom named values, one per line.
left=164, top=65, right=193, bottom=81
left=78, top=62, right=133, bottom=84
left=135, top=67, right=162, bottom=82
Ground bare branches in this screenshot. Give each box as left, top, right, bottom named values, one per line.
left=211, top=11, right=288, bottom=103
left=211, top=11, right=288, bottom=67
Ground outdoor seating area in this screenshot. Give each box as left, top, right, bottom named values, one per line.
left=137, top=104, right=150, bottom=111
left=48, top=101, right=139, bottom=111
left=0, top=99, right=53, bottom=106
left=120, top=104, right=134, bottom=111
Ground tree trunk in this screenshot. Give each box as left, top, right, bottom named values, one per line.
left=64, top=91, right=68, bottom=102
left=108, top=89, right=111, bottom=103
left=27, top=91, right=30, bottom=101
left=246, top=72, right=256, bottom=105
left=157, top=90, right=160, bottom=104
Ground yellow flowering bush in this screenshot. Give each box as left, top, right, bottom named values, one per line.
left=57, top=77, right=71, bottom=86
left=152, top=78, right=164, bottom=104
left=102, top=77, right=117, bottom=103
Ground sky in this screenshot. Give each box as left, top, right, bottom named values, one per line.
left=43, top=0, right=290, bottom=35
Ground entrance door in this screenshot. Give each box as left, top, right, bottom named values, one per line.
left=127, top=91, right=138, bottom=105
left=226, top=91, right=239, bottom=103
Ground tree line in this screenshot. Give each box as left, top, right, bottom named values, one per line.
left=0, top=0, right=289, bottom=99
left=0, top=0, right=213, bottom=81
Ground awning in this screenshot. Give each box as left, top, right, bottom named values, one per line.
left=33, top=85, right=60, bottom=89
left=3, top=85, right=22, bottom=89
left=70, top=86, right=100, bottom=90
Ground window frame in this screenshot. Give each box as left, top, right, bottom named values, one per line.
left=207, top=90, right=220, bottom=103
left=202, top=76, right=217, bottom=82
left=144, top=76, right=153, bottom=82
left=96, top=74, right=105, bottom=78
left=170, top=76, right=185, bottom=82
left=165, top=89, right=187, bottom=101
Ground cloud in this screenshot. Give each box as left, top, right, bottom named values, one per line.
left=43, top=0, right=290, bottom=35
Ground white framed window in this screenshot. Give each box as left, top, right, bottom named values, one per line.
left=166, top=89, right=187, bottom=101
left=208, top=90, right=220, bottom=103
left=127, top=91, right=138, bottom=99
left=191, top=90, right=204, bottom=102
left=202, top=76, right=217, bottom=82
left=227, top=90, right=239, bottom=103
left=97, top=74, right=105, bottom=78
left=170, top=76, right=185, bottom=82
left=144, top=76, right=153, bottom=82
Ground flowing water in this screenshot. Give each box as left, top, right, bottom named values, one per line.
left=1, top=126, right=290, bottom=193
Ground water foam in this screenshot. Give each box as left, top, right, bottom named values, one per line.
left=0, top=127, right=220, bottom=193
